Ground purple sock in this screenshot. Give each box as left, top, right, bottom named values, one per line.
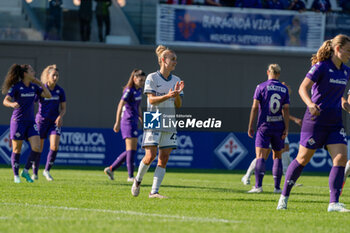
left=273, top=158, right=282, bottom=189
left=282, top=159, right=304, bottom=197
left=45, top=150, right=58, bottom=171
left=25, top=151, right=41, bottom=170
left=32, top=153, right=42, bottom=175
left=126, top=150, right=136, bottom=178
left=329, top=166, right=345, bottom=203
left=110, top=151, right=127, bottom=171
left=255, top=158, right=265, bottom=188
left=11, top=152, right=20, bottom=176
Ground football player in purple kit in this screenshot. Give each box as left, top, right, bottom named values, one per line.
left=277, top=34, right=350, bottom=212
left=131, top=45, right=184, bottom=198
left=247, top=64, right=290, bottom=194
left=1, top=64, right=51, bottom=183
left=32, top=65, right=66, bottom=181
left=104, top=69, right=145, bottom=182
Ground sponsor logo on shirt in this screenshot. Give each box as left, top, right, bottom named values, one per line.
left=21, top=93, right=35, bottom=97
left=329, top=78, right=347, bottom=85
left=44, top=96, right=60, bottom=101
left=329, top=69, right=334, bottom=72
left=56, top=90, right=60, bottom=93
left=135, top=96, right=142, bottom=101
left=345, top=70, right=348, bottom=76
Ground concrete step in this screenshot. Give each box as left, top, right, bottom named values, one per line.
left=0, top=27, right=42, bottom=40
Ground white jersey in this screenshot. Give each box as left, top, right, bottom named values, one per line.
left=144, top=71, right=184, bottom=132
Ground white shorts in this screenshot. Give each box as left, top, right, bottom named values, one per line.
left=142, top=131, right=177, bottom=149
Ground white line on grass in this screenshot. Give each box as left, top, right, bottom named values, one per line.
left=0, top=202, right=240, bottom=224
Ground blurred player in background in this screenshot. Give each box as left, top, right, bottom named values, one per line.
left=131, top=45, right=184, bottom=198
left=242, top=81, right=302, bottom=184
left=32, top=65, right=66, bottom=181
left=104, top=69, right=145, bottom=182
left=277, top=34, right=350, bottom=212
left=247, top=64, right=290, bottom=194
left=1, top=64, right=51, bottom=183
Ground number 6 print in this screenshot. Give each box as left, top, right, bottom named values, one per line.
left=270, top=93, right=281, bottom=114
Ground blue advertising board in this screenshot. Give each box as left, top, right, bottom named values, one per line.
left=0, top=125, right=344, bottom=172
left=157, top=4, right=325, bottom=51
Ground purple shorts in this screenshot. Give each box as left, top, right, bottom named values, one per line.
left=37, top=120, right=61, bottom=139
left=300, top=123, right=347, bottom=149
left=255, top=129, right=284, bottom=151
left=120, top=121, right=138, bottom=139
left=10, top=120, right=39, bottom=140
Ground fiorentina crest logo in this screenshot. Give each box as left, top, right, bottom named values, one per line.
left=214, top=133, right=248, bottom=170
left=0, top=128, right=29, bottom=164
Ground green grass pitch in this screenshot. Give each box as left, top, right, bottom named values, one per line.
left=0, top=166, right=349, bottom=233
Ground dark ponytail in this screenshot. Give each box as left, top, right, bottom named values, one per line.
left=1, top=64, right=28, bottom=95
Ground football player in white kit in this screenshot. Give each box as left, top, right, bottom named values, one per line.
left=131, top=45, right=184, bottom=198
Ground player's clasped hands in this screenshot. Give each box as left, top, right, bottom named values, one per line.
left=167, top=81, right=184, bottom=98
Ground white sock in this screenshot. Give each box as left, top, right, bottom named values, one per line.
left=135, top=161, right=150, bottom=183
left=282, top=151, right=291, bottom=175
left=345, top=161, right=350, bottom=181
left=245, top=158, right=256, bottom=178
left=151, top=166, right=166, bottom=194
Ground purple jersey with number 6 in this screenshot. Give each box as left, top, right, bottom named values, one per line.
left=7, top=82, right=42, bottom=122
left=302, top=59, right=350, bottom=126
left=253, top=79, right=290, bottom=131
left=36, top=84, right=66, bottom=122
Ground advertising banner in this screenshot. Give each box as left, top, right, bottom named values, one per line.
left=157, top=4, right=325, bottom=51
left=0, top=125, right=343, bottom=172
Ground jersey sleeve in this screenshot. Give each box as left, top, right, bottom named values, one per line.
left=144, top=75, right=157, bottom=94
left=283, top=87, right=290, bottom=105
left=253, top=85, right=261, bottom=101
left=35, top=84, right=43, bottom=97
left=306, top=62, right=323, bottom=83
left=121, top=87, right=132, bottom=101
left=7, top=85, right=17, bottom=98
left=60, top=88, right=66, bottom=102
